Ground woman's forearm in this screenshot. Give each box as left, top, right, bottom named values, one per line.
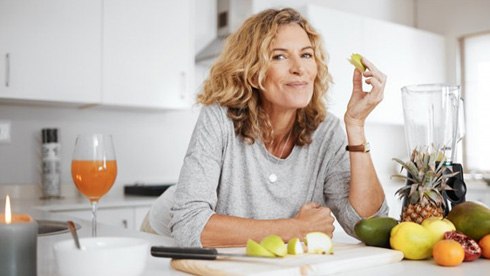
left=345, top=124, right=385, bottom=217
left=200, top=214, right=301, bottom=247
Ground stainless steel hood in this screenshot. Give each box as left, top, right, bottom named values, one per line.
left=195, top=0, right=252, bottom=64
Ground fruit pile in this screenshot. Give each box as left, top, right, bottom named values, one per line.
left=245, top=232, right=333, bottom=258
left=354, top=201, right=490, bottom=267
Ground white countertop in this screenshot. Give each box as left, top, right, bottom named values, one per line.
left=32, top=205, right=489, bottom=276
left=3, top=184, right=490, bottom=275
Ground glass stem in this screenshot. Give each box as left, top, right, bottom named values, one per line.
left=91, top=201, right=98, bottom=237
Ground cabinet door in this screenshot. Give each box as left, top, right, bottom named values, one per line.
left=0, top=0, right=101, bottom=104
left=54, top=207, right=135, bottom=230
left=102, top=0, right=194, bottom=109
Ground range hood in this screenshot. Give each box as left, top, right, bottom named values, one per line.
left=195, top=0, right=252, bottom=64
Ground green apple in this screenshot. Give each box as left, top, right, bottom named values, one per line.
left=305, top=232, right=333, bottom=254
left=246, top=239, right=275, bottom=257
left=260, top=234, right=287, bottom=257
left=348, top=53, right=366, bottom=72
left=421, top=216, right=456, bottom=244
left=287, top=237, right=304, bottom=255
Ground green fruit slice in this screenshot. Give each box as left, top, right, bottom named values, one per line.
left=246, top=239, right=276, bottom=257
left=305, top=232, right=333, bottom=254
left=260, top=234, right=287, bottom=257
left=354, top=216, right=398, bottom=248
left=287, top=237, right=304, bottom=255
left=349, top=53, right=366, bottom=72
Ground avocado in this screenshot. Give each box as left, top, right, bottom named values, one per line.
left=446, top=201, right=490, bottom=241
left=354, top=216, right=399, bottom=248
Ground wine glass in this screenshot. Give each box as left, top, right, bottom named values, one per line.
left=71, top=134, right=117, bottom=237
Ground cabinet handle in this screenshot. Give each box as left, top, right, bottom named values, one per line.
left=5, top=53, right=9, bottom=87
left=180, top=71, right=186, bottom=100
left=122, top=219, right=128, bottom=229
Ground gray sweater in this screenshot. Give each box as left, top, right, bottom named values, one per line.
left=164, top=104, right=388, bottom=247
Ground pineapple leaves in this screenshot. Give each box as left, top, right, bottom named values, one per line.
left=392, top=146, right=460, bottom=208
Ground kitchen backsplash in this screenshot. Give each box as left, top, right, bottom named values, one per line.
left=0, top=102, right=407, bottom=195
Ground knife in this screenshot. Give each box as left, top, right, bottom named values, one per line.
left=151, top=246, right=276, bottom=260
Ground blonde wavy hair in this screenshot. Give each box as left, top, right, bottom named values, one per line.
left=197, top=8, right=331, bottom=146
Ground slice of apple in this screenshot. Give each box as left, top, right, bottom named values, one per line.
left=305, top=232, right=333, bottom=254
left=260, top=234, right=287, bottom=257
left=348, top=53, right=366, bottom=72
left=287, top=237, right=304, bottom=255
left=246, top=239, right=276, bottom=257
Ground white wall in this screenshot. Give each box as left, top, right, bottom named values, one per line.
left=416, top=0, right=490, bottom=83
left=252, top=0, right=415, bottom=26
left=0, top=103, right=199, bottom=188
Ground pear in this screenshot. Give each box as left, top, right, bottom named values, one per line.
left=246, top=239, right=275, bottom=257
left=305, top=232, right=333, bottom=254
left=287, top=237, right=304, bottom=255
left=260, top=234, right=287, bottom=257
left=348, top=53, right=366, bottom=72
left=421, top=216, right=456, bottom=244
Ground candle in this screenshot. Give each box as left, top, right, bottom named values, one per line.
left=0, top=195, right=38, bottom=276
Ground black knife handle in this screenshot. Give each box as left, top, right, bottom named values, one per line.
left=151, top=246, right=218, bottom=260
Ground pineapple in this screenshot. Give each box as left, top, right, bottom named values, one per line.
left=393, top=147, right=459, bottom=224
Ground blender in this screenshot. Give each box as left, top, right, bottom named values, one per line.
left=401, top=83, right=467, bottom=212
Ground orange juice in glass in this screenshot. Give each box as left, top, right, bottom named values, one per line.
left=71, top=134, right=117, bottom=237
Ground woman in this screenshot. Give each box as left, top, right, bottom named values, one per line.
left=147, top=8, right=388, bottom=247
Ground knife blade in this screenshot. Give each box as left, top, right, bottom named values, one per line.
left=151, top=246, right=276, bottom=260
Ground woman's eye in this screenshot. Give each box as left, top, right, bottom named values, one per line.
left=302, top=53, right=313, bottom=59
left=272, top=54, right=286, bottom=60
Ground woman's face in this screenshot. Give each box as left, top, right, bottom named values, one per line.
left=261, top=23, right=317, bottom=111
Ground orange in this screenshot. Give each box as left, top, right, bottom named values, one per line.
left=479, top=234, right=490, bottom=259
left=432, top=240, right=465, bottom=266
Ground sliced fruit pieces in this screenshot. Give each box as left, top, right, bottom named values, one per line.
left=260, top=234, right=287, bottom=257
left=287, top=237, right=304, bottom=255
left=246, top=239, right=275, bottom=257
left=305, top=232, right=333, bottom=254
left=348, top=53, right=366, bottom=72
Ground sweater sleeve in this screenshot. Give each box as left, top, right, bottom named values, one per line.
left=169, top=105, right=227, bottom=247
left=323, top=120, right=389, bottom=238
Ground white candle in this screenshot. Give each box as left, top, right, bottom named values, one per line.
left=0, top=195, right=38, bottom=276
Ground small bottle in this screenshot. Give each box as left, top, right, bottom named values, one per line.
left=41, top=128, right=61, bottom=198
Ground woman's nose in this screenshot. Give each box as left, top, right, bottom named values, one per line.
left=289, top=56, right=305, bottom=75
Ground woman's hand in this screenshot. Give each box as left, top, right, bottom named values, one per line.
left=344, top=57, right=387, bottom=127
left=292, top=202, right=335, bottom=238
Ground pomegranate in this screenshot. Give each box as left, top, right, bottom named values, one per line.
left=444, top=231, right=481, bottom=261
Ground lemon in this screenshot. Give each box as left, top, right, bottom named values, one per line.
left=390, top=222, right=433, bottom=260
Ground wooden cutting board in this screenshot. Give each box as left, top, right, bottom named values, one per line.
left=170, top=243, right=404, bottom=275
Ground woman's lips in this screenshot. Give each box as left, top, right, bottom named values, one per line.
left=286, top=81, right=308, bottom=87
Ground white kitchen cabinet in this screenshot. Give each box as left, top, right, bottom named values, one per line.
left=305, top=5, right=446, bottom=125
left=0, top=0, right=101, bottom=104
left=52, top=205, right=151, bottom=231
left=102, top=0, right=194, bottom=109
